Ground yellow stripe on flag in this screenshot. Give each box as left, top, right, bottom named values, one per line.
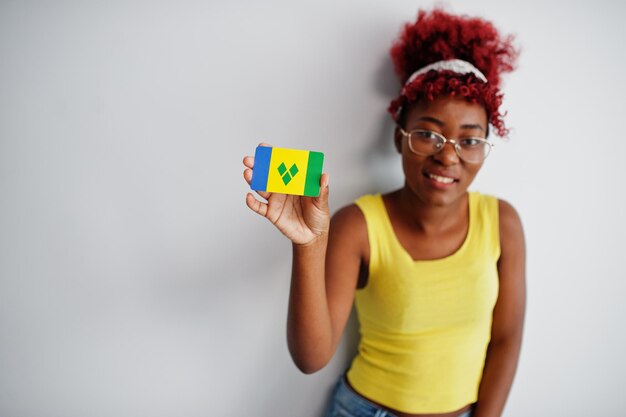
left=266, top=148, right=310, bottom=195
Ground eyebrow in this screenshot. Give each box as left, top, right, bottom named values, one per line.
left=460, top=123, right=485, bottom=132
left=414, top=116, right=444, bottom=127
left=413, top=117, right=485, bottom=132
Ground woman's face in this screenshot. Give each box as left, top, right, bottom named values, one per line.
left=394, top=95, right=489, bottom=207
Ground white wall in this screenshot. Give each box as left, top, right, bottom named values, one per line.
left=1, top=1, right=625, bottom=416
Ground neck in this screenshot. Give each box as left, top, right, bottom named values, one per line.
left=394, top=186, right=468, bottom=233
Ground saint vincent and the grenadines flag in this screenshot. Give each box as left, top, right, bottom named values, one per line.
left=250, top=146, right=324, bottom=197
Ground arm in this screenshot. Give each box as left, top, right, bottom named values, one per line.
left=473, top=199, right=527, bottom=417
left=287, top=204, right=366, bottom=373
left=242, top=149, right=365, bottom=374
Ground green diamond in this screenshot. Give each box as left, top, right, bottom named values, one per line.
left=277, top=161, right=300, bottom=186
left=289, top=164, right=299, bottom=176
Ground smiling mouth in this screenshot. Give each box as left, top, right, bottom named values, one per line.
left=424, top=172, right=458, bottom=184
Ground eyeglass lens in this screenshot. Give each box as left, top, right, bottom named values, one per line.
left=409, top=131, right=490, bottom=162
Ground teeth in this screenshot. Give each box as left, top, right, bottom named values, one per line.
left=428, top=173, right=455, bottom=184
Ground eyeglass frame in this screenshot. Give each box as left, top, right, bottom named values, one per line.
left=397, top=126, right=494, bottom=163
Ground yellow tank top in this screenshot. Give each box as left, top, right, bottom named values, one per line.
left=346, top=192, right=500, bottom=414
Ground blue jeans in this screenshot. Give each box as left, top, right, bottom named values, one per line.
left=323, top=374, right=474, bottom=417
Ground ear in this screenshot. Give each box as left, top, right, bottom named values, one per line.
left=394, top=126, right=403, bottom=154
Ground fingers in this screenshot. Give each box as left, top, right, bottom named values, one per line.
left=246, top=193, right=268, bottom=217
left=243, top=167, right=253, bottom=185
left=242, top=142, right=272, bottom=190
left=243, top=155, right=254, bottom=169
left=243, top=168, right=272, bottom=200
left=320, top=172, right=329, bottom=189
left=315, top=172, right=330, bottom=207
left=242, top=143, right=271, bottom=168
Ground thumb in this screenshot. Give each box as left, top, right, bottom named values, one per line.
left=315, top=173, right=330, bottom=207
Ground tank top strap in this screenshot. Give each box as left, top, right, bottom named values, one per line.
left=354, top=194, right=396, bottom=273
left=470, top=192, right=501, bottom=260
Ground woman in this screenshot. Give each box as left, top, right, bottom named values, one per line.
left=242, top=8, right=525, bottom=417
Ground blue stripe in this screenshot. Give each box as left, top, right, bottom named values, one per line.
left=250, top=146, right=272, bottom=191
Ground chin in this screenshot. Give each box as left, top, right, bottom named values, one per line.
left=425, top=193, right=459, bottom=207
left=411, top=183, right=467, bottom=207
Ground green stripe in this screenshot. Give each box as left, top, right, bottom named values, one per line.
left=303, top=151, right=324, bottom=197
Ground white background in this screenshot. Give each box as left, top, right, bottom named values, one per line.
left=1, top=1, right=625, bottom=416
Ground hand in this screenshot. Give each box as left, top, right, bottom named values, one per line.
left=243, top=143, right=330, bottom=246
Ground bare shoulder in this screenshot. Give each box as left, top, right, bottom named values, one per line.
left=329, top=204, right=369, bottom=259
left=492, top=198, right=527, bottom=344
left=497, top=198, right=525, bottom=257
left=498, top=199, right=523, bottom=234
left=331, top=203, right=366, bottom=231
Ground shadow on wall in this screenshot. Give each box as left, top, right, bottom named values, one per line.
left=314, top=56, right=401, bottom=416
left=317, top=55, right=401, bottom=415
left=340, top=307, right=361, bottom=371
left=362, top=52, right=404, bottom=197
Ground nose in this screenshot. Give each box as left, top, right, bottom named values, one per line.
left=432, top=141, right=460, bottom=165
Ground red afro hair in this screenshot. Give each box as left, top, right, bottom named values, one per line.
left=388, top=8, right=519, bottom=137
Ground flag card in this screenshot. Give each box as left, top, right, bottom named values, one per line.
left=250, top=146, right=324, bottom=197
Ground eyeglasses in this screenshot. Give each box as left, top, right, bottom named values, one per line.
left=398, top=127, right=494, bottom=163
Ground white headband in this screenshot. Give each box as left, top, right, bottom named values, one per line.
left=404, top=58, right=488, bottom=86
